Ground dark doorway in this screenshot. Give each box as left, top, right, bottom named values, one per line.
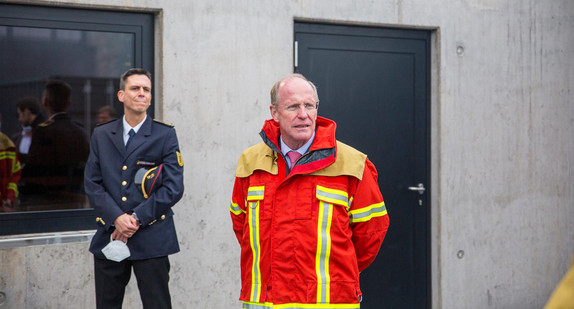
left=295, top=22, right=431, bottom=308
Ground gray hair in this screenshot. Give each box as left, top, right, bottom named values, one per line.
left=270, top=73, right=319, bottom=106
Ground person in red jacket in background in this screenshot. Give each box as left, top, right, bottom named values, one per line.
left=0, top=131, right=21, bottom=212
left=230, top=73, right=390, bottom=309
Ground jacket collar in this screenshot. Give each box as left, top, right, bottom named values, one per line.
left=260, top=116, right=337, bottom=175
left=110, top=115, right=152, bottom=155
left=260, top=116, right=337, bottom=152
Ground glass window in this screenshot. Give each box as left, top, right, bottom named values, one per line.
left=0, top=4, right=154, bottom=235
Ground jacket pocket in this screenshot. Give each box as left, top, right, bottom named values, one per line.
left=315, top=184, right=351, bottom=232
left=315, top=184, right=349, bottom=210
left=246, top=185, right=267, bottom=219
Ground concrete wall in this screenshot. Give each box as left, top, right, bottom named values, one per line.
left=0, top=0, right=573, bottom=308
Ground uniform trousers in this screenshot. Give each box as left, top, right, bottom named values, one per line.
left=94, top=256, right=171, bottom=309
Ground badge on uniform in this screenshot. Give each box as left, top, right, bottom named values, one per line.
left=177, top=151, right=183, bottom=167
left=134, top=164, right=163, bottom=199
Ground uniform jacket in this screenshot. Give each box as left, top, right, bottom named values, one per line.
left=22, top=112, right=88, bottom=194
left=230, top=117, right=390, bottom=308
left=85, top=116, right=184, bottom=260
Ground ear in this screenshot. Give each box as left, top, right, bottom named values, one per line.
left=117, top=90, right=125, bottom=103
left=270, top=105, right=279, bottom=122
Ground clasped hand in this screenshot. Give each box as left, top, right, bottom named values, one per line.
left=112, top=213, right=140, bottom=242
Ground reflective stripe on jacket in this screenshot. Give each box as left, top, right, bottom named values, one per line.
left=0, top=133, right=21, bottom=202
left=230, top=117, right=389, bottom=308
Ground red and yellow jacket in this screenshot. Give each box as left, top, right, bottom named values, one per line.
left=0, top=133, right=21, bottom=204
left=230, top=117, right=389, bottom=308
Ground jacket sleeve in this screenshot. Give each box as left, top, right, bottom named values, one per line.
left=230, top=176, right=247, bottom=244
left=0, top=146, right=21, bottom=202
left=132, top=127, right=184, bottom=226
left=349, top=158, right=390, bottom=272
left=6, top=148, right=21, bottom=202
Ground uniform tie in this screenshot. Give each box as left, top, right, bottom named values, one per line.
left=287, top=151, right=302, bottom=168
left=126, top=129, right=136, bottom=148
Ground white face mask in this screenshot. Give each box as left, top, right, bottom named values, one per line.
left=101, top=236, right=131, bottom=262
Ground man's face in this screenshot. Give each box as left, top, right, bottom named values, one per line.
left=270, top=77, right=318, bottom=150
left=17, top=108, right=33, bottom=126
left=96, top=111, right=113, bottom=124
left=118, top=74, right=152, bottom=115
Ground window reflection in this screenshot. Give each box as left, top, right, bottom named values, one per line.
left=0, top=25, right=134, bottom=212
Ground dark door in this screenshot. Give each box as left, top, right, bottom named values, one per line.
left=295, top=22, right=431, bottom=308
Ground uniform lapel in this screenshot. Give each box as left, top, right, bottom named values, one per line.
left=110, top=120, right=126, bottom=155
left=125, top=116, right=152, bottom=157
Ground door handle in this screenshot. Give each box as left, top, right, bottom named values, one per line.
left=408, top=183, right=426, bottom=195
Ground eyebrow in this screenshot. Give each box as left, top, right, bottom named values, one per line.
left=130, top=85, right=151, bottom=90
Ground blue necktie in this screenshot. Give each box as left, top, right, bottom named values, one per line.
left=126, top=129, right=135, bottom=148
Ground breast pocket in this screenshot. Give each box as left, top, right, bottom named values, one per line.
left=315, top=184, right=350, bottom=226
left=246, top=185, right=266, bottom=222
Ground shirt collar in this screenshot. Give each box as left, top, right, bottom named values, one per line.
left=123, top=114, right=147, bottom=136
left=280, top=131, right=315, bottom=157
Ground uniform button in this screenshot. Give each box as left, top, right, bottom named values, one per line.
left=122, top=165, right=127, bottom=170
left=122, top=181, right=127, bottom=186
left=161, top=215, right=166, bottom=220
left=122, top=196, right=127, bottom=202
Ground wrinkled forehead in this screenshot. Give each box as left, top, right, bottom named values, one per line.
left=278, top=77, right=316, bottom=102
left=126, top=74, right=152, bottom=86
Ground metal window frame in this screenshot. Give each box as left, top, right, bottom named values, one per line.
left=0, top=3, right=154, bottom=236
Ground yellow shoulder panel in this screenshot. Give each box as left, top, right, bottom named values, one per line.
left=38, top=119, right=54, bottom=127
left=310, top=141, right=366, bottom=180
left=235, top=142, right=278, bottom=177
left=0, top=133, right=15, bottom=149
left=153, top=119, right=174, bottom=127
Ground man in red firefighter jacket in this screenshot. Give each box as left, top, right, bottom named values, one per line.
left=0, top=132, right=21, bottom=212
left=230, top=74, right=390, bottom=308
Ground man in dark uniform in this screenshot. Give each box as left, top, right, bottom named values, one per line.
left=84, top=68, right=184, bottom=309
left=13, top=96, right=46, bottom=166
left=22, top=80, right=89, bottom=206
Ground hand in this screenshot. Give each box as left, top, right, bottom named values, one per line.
left=111, top=229, right=128, bottom=242
left=113, top=213, right=140, bottom=238
left=0, top=199, right=14, bottom=212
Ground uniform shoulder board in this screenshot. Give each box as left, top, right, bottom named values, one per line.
left=153, top=119, right=174, bottom=127
left=38, top=119, right=54, bottom=127
left=96, top=118, right=118, bottom=127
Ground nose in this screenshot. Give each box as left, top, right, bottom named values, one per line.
left=296, top=106, right=309, bottom=118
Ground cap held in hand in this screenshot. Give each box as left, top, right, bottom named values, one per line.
left=134, top=164, right=163, bottom=199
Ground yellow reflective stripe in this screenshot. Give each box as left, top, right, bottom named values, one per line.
left=247, top=186, right=265, bottom=201
left=248, top=200, right=262, bottom=302
left=243, top=302, right=360, bottom=309
left=0, top=151, right=20, bottom=174
left=315, top=200, right=333, bottom=303
left=12, top=157, right=21, bottom=174
left=243, top=302, right=274, bottom=309
left=316, top=185, right=348, bottom=208
left=0, top=152, right=15, bottom=160
left=8, top=182, right=18, bottom=197
left=230, top=201, right=244, bottom=215
left=349, top=201, right=387, bottom=223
